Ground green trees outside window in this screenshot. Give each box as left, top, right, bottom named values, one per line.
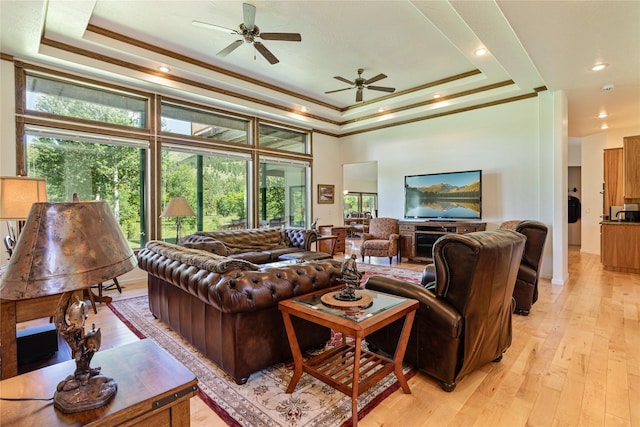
left=161, top=148, right=250, bottom=242
left=20, top=67, right=312, bottom=249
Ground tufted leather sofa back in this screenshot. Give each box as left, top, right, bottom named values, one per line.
left=183, top=227, right=315, bottom=254
left=137, top=241, right=341, bottom=313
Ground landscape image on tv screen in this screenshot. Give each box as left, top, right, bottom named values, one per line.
left=404, top=170, right=482, bottom=219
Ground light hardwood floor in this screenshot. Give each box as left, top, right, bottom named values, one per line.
left=20, top=241, right=640, bottom=426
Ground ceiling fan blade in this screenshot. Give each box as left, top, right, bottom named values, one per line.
left=356, top=87, right=363, bottom=102
left=364, top=73, right=387, bottom=85
left=217, top=40, right=243, bottom=57
left=324, top=87, right=353, bottom=94
left=334, top=76, right=354, bottom=85
left=260, top=32, right=302, bottom=42
left=254, top=42, right=279, bottom=64
left=243, top=3, right=256, bottom=31
left=192, top=20, right=237, bottom=34
left=367, top=85, right=396, bottom=93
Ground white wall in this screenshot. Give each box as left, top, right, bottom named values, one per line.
left=343, top=161, right=377, bottom=194
left=0, top=59, right=15, bottom=174
left=314, top=96, right=563, bottom=279
left=311, top=133, right=341, bottom=227
left=1, top=59, right=16, bottom=266
left=338, top=99, right=542, bottom=226
left=577, top=132, right=606, bottom=254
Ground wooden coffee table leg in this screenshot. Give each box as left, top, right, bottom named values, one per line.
left=281, top=312, right=304, bottom=393
left=393, top=311, right=416, bottom=393
left=352, top=336, right=363, bottom=427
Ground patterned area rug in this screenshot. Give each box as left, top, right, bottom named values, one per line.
left=108, top=263, right=422, bottom=427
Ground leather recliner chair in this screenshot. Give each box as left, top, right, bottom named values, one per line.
left=365, top=230, right=525, bottom=392
left=498, top=220, right=548, bottom=315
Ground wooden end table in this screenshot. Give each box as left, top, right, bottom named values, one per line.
left=0, top=339, right=197, bottom=426
left=279, top=286, right=418, bottom=427
left=316, top=235, right=338, bottom=256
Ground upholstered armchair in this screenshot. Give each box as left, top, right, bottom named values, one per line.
left=365, top=230, right=526, bottom=391
left=499, top=220, right=548, bottom=315
left=360, top=217, right=399, bottom=263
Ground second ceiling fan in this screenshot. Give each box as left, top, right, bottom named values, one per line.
left=326, top=69, right=396, bottom=102
left=193, top=3, right=301, bottom=64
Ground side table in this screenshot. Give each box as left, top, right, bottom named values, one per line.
left=1, top=293, right=71, bottom=379
left=0, top=339, right=198, bottom=426
left=316, top=235, right=338, bottom=256
left=279, top=286, right=418, bottom=427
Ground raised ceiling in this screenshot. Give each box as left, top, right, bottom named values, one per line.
left=1, top=0, right=639, bottom=137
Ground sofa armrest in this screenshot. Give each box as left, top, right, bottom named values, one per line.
left=284, top=228, right=317, bottom=250
left=365, top=275, right=462, bottom=339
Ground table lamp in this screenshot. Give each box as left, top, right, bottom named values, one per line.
left=161, top=196, right=195, bottom=242
left=0, top=176, right=47, bottom=257
left=0, top=196, right=137, bottom=413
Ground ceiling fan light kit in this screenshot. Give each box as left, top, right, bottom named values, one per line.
left=192, top=3, right=301, bottom=64
left=325, top=68, right=396, bottom=102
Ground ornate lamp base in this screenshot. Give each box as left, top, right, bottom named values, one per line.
left=54, top=374, right=117, bottom=413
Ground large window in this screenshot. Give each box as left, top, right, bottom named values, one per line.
left=161, top=145, right=251, bottom=242
left=259, top=158, right=309, bottom=228
left=259, top=123, right=308, bottom=154
left=17, top=65, right=315, bottom=246
left=343, top=192, right=377, bottom=218
left=161, top=102, right=248, bottom=144
left=26, top=74, right=147, bottom=128
left=25, top=127, right=148, bottom=249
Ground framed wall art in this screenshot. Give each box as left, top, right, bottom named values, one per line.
left=317, top=184, right=335, bottom=204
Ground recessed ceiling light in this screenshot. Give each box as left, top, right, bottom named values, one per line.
left=433, top=94, right=442, bottom=99
left=598, top=112, right=608, bottom=119
left=601, top=124, right=609, bottom=130
left=591, top=63, right=608, bottom=71
left=158, top=66, right=170, bottom=73
left=300, top=106, right=307, bottom=113
left=474, top=48, right=488, bottom=56
left=378, top=107, right=385, bottom=113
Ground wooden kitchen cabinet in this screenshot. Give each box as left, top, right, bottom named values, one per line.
left=601, top=222, right=640, bottom=273
left=623, top=135, right=640, bottom=201
left=603, top=147, right=624, bottom=216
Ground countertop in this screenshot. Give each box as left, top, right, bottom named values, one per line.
left=600, top=220, right=640, bottom=226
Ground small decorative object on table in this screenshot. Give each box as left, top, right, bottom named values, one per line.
left=54, top=294, right=116, bottom=413
left=335, top=254, right=362, bottom=301
left=310, top=217, right=320, bottom=237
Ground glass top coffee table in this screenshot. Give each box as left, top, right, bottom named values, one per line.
left=279, top=286, right=418, bottom=427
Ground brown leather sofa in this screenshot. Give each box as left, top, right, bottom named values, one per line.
left=365, top=230, right=525, bottom=392
left=181, top=227, right=320, bottom=264
left=499, top=220, right=548, bottom=315
left=137, top=240, right=342, bottom=384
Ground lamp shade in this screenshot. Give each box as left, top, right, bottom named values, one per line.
left=162, top=196, right=195, bottom=217
left=0, top=200, right=137, bottom=300
left=0, top=176, right=47, bottom=220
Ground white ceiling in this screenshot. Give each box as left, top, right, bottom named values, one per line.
left=1, top=0, right=639, bottom=138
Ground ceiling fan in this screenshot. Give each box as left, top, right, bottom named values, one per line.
left=192, top=3, right=301, bottom=64
left=325, top=69, right=396, bottom=102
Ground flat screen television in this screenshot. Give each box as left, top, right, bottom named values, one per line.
left=404, top=170, right=482, bottom=220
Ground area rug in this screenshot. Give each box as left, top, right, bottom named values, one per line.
left=108, top=263, right=421, bottom=427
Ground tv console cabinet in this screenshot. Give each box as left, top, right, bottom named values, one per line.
left=399, top=220, right=486, bottom=262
